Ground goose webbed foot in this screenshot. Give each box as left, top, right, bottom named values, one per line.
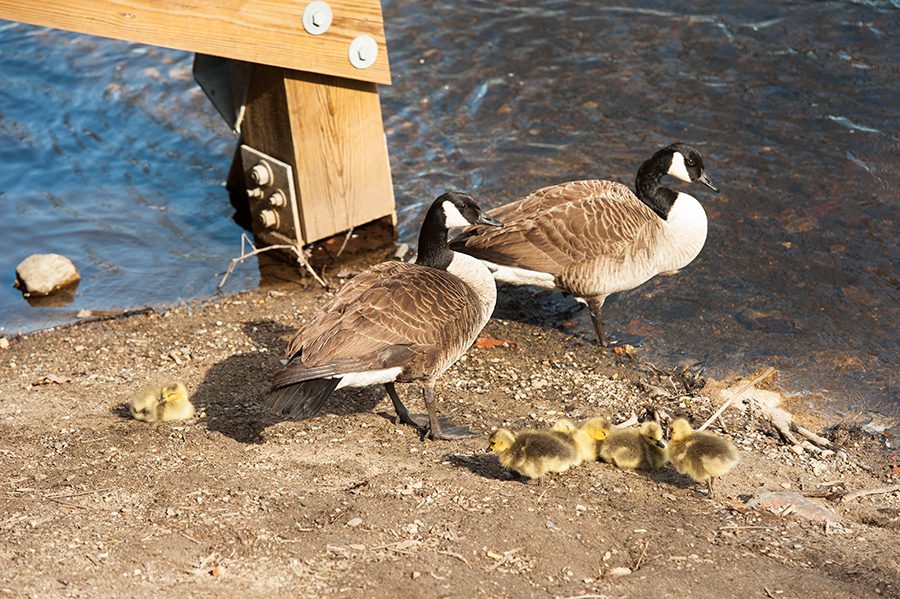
left=420, top=383, right=476, bottom=441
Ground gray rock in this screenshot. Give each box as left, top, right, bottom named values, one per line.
left=15, top=254, right=80, bottom=296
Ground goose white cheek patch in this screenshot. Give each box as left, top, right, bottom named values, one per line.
left=442, top=201, right=472, bottom=228
left=667, top=151, right=692, bottom=183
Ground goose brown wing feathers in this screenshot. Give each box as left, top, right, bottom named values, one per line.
left=450, top=180, right=660, bottom=275
left=280, top=261, right=484, bottom=382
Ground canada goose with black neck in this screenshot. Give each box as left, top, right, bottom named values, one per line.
left=449, top=143, right=718, bottom=345
left=266, top=192, right=503, bottom=440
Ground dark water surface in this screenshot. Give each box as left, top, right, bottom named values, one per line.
left=1, top=1, right=898, bottom=417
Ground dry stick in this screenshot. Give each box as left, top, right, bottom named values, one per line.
left=698, top=367, right=776, bottom=432
left=335, top=226, right=355, bottom=258
left=218, top=233, right=327, bottom=290
left=633, top=540, right=650, bottom=571
left=841, top=484, right=900, bottom=503
left=795, top=424, right=834, bottom=448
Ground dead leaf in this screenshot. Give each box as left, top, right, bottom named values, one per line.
left=474, top=337, right=516, bottom=350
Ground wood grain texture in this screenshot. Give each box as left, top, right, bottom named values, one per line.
left=241, top=65, right=395, bottom=243
left=0, top=0, right=391, bottom=84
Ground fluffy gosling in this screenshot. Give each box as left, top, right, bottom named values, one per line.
left=553, top=417, right=611, bottom=463
left=668, top=418, right=739, bottom=498
left=488, top=428, right=579, bottom=483
left=599, top=421, right=668, bottom=470
left=128, top=382, right=194, bottom=423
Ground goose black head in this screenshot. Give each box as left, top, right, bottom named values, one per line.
left=660, top=143, right=719, bottom=192
left=417, top=191, right=503, bottom=269
left=437, top=191, right=504, bottom=229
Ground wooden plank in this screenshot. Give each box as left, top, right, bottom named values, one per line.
left=241, top=65, right=394, bottom=243
left=0, top=0, right=391, bottom=85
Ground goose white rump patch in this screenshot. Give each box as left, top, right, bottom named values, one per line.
left=334, top=367, right=403, bottom=389
left=667, top=151, right=691, bottom=183
left=482, top=260, right=557, bottom=288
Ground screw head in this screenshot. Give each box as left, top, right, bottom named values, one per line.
left=269, top=190, right=287, bottom=207
left=259, top=209, right=279, bottom=229
left=302, top=1, right=332, bottom=35
left=250, top=162, right=272, bottom=187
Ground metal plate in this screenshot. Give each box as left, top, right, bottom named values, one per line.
left=239, top=145, right=302, bottom=247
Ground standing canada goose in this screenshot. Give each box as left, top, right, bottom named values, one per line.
left=266, top=192, right=503, bottom=440
left=668, top=417, right=739, bottom=498
left=449, top=143, right=718, bottom=345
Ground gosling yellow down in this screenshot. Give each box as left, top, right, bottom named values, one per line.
left=553, top=417, right=611, bottom=463
left=668, top=417, right=739, bottom=498
left=599, top=421, right=668, bottom=470
left=488, top=428, right=579, bottom=483
left=128, top=382, right=195, bottom=423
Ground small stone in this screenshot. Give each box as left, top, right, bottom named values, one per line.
left=346, top=517, right=363, bottom=527
left=15, top=253, right=80, bottom=296
left=411, top=571, right=421, bottom=580
left=0, top=338, right=8, bottom=350
left=608, top=566, right=632, bottom=577
left=575, top=504, right=587, bottom=512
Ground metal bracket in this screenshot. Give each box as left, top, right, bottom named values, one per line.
left=240, top=145, right=303, bottom=247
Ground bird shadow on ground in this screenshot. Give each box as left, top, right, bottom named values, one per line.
left=195, top=319, right=385, bottom=444
left=446, top=452, right=518, bottom=482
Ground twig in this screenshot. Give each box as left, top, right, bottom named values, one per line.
left=218, top=233, right=327, bottom=290
left=764, top=588, right=777, bottom=599
left=795, top=425, right=833, bottom=448
left=841, top=484, right=900, bottom=503
left=437, top=550, right=470, bottom=565
left=180, top=531, right=201, bottom=544
left=45, top=487, right=113, bottom=500
left=698, top=367, right=776, bottom=432
left=633, top=540, right=649, bottom=571
left=335, top=226, right=355, bottom=258
left=616, top=414, right=638, bottom=428
left=563, top=595, right=609, bottom=599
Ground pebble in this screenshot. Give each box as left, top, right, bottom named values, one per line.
left=15, top=253, right=80, bottom=296
left=346, top=517, right=363, bottom=527
left=608, top=566, right=632, bottom=577
left=0, top=338, right=8, bottom=350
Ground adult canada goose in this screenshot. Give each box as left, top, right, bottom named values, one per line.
left=449, top=143, right=718, bottom=345
left=266, top=192, right=503, bottom=440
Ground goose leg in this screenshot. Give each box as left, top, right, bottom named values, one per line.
left=384, top=383, right=421, bottom=428
left=707, top=478, right=715, bottom=499
left=420, top=382, right=475, bottom=441
left=585, top=296, right=607, bottom=346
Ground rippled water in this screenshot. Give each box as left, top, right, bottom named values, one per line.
left=1, top=1, right=898, bottom=416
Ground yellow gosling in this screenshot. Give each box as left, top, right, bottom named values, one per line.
left=489, top=428, right=579, bottom=483
left=599, top=421, right=668, bottom=470
left=668, top=418, right=739, bottom=498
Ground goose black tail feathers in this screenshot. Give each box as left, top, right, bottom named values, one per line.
left=265, top=378, right=341, bottom=419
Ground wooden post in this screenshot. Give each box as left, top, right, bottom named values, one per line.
left=1, top=0, right=397, bottom=247
left=240, top=65, right=394, bottom=244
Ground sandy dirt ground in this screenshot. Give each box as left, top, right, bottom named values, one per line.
left=0, top=279, right=897, bottom=598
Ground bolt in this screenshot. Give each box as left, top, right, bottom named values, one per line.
left=259, top=209, right=279, bottom=229
left=269, top=190, right=287, bottom=207
left=250, top=162, right=272, bottom=187
left=247, top=187, right=264, bottom=199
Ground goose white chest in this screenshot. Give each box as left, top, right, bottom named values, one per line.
left=656, top=192, right=708, bottom=273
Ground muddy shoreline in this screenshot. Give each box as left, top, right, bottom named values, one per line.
left=0, top=280, right=897, bottom=597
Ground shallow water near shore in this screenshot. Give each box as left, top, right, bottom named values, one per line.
left=0, top=1, right=897, bottom=418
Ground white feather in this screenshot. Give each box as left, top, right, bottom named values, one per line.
left=334, top=367, right=404, bottom=389
left=667, top=151, right=692, bottom=183
left=442, top=201, right=471, bottom=228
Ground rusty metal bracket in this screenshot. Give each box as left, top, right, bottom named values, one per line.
left=239, top=145, right=303, bottom=247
